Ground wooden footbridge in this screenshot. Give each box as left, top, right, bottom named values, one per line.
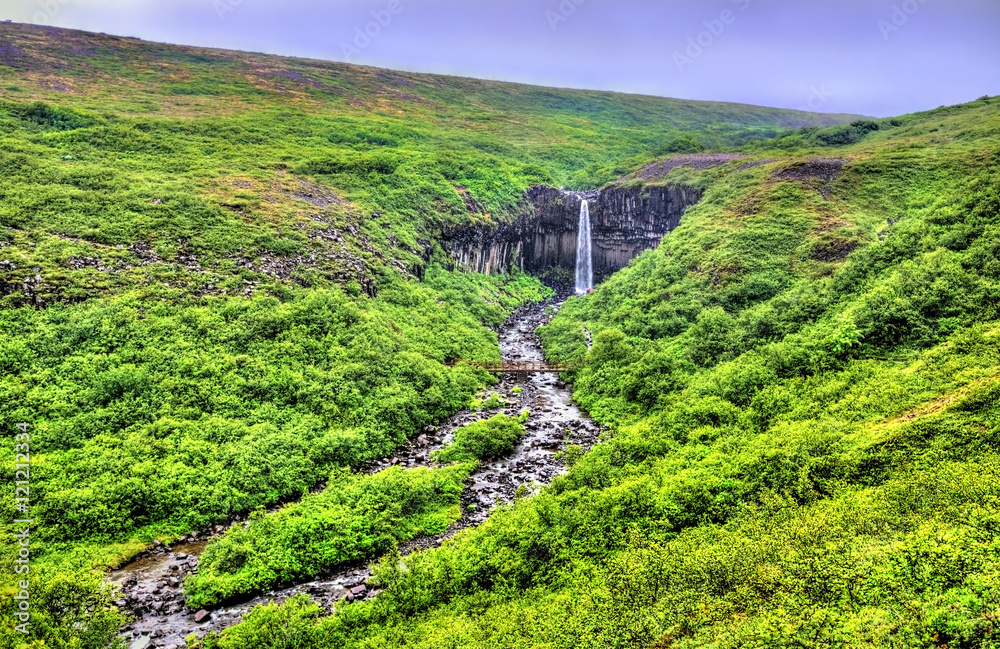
left=449, top=360, right=570, bottom=382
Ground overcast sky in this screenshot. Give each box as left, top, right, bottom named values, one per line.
left=2, top=0, right=998, bottom=117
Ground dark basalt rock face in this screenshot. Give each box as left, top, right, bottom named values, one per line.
left=442, top=211, right=538, bottom=276
left=443, top=184, right=703, bottom=282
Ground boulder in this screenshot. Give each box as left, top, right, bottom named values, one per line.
left=129, top=636, right=151, bottom=649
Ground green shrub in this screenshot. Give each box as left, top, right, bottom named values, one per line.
left=297, top=152, right=401, bottom=176
left=814, top=118, right=880, bottom=146
left=13, top=100, right=94, bottom=130
left=478, top=392, right=503, bottom=410
left=434, top=414, right=525, bottom=464
left=686, top=306, right=741, bottom=367
left=184, top=464, right=471, bottom=608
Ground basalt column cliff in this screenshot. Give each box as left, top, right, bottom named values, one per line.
left=444, top=184, right=703, bottom=282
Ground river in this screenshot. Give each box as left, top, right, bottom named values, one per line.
left=107, top=298, right=601, bottom=649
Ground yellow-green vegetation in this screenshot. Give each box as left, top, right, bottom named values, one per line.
left=191, top=98, right=999, bottom=648
left=185, top=413, right=525, bottom=609
left=0, top=20, right=995, bottom=649
left=470, top=391, right=505, bottom=411
left=433, top=413, right=527, bottom=464
left=184, top=464, right=472, bottom=609
left=0, top=271, right=545, bottom=647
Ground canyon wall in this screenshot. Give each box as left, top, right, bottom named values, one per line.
left=443, top=184, right=703, bottom=281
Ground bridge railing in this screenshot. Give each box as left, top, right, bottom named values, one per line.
left=448, top=360, right=570, bottom=373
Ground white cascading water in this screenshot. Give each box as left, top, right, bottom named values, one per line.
left=575, top=199, right=593, bottom=295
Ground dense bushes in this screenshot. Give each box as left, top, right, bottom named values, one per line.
left=193, top=98, right=1000, bottom=648
left=655, top=133, right=706, bottom=155
left=298, top=152, right=401, bottom=176
left=0, top=563, right=127, bottom=649
left=0, top=275, right=549, bottom=545
left=186, top=412, right=529, bottom=608
left=185, top=464, right=472, bottom=608
left=434, top=413, right=527, bottom=464
left=4, top=100, right=95, bottom=131
left=0, top=269, right=547, bottom=647
left=814, top=118, right=881, bottom=146
left=757, top=116, right=913, bottom=150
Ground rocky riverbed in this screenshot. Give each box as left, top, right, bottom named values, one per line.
left=107, top=298, right=603, bottom=649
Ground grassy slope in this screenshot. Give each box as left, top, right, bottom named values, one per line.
left=0, top=22, right=859, bottom=309
left=194, top=99, right=1000, bottom=648
left=0, top=22, right=867, bottom=649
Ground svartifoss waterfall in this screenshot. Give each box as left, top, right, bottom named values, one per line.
left=575, top=199, right=593, bottom=295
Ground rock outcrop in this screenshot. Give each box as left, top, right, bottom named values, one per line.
left=443, top=184, right=703, bottom=282
left=442, top=211, right=537, bottom=276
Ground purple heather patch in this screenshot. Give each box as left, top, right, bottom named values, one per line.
left=0, top=42, right=24, bottom=62
left=45, top=79, right=72, bottom=93
left=376, top=71, right=414, bottom=88
left=270, top=69, right=331, bottom=90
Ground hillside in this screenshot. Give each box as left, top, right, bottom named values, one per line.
left=1, top=20, right=997, bottom=649
left=192, top=99, right=999, bottom=648
left=0, top=22, right=862, bottom=310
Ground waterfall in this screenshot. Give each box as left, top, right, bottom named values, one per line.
left=575, top=199, right=593, bottom=295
